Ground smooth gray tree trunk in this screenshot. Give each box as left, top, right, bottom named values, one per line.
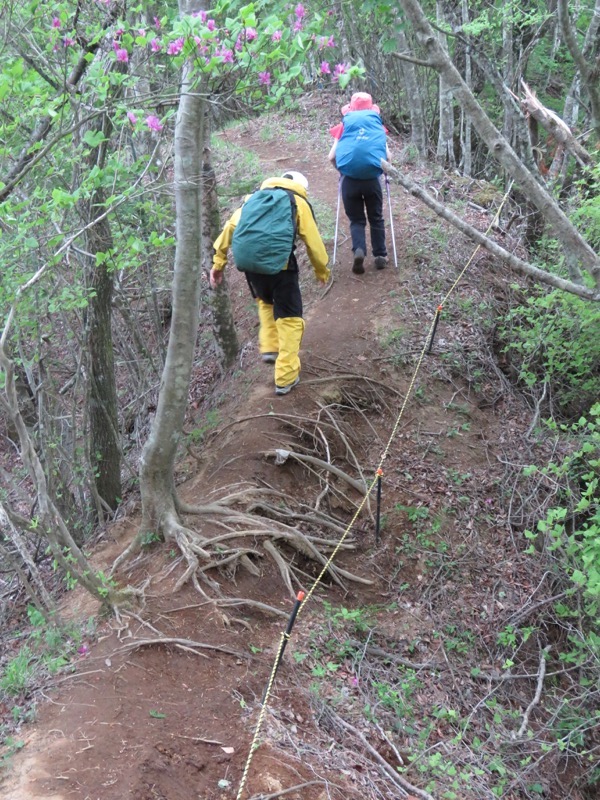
left=139, top=56, right=205, bottom=536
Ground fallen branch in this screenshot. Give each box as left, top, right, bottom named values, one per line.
left=266, top=448, right=367, bottom=495
left=513, top=644, right=551, bottom=739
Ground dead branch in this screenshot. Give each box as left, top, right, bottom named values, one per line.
left=266, top=448, right=367, bottom=495
left=513, top=644, right=552, bottom=739
left=517, top=81, right=593, bottom=168
left=324, top=706, right=434, bottom=800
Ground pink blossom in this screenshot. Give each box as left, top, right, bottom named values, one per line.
left=51, top=17, right=61, bottom=28
left=320, top=61, right=330, bottom=75
left=146, top=115, right=163, bottom=132
left=154, top=16, right=161, bottom=30
left=293, top=20, right=303, bottom=32
left=167, top=38, right=184, bottom=55
left=333, top=63, right=347, bottom=76
left=258, top=71, right=271, bottom=86
left=127, top=111, right=137, bottom=125
left=138, top=29, right=146, bottom=37
left=115, top=48, right=128, bottom=62
left=271, top=30, right=282, bottom=42
left=206, top=19, right=216, bottom=31
left=327, top=35, right=336, bottom=47
left=77, top=644, right=89, bottom=656
left=63, top=37, right=75, bottom=47
left=192, top=10, right=208, bottom=22
left=115, top=28, right=124, bottom=38
left=234, top=36, right=243, bottom=51
left=245, top=27, right=257, bottom=40
left=295, top=3, right=305, bottom=18
left=219, top=48, right=234, bottom=63
left=150, top=38, right=162, bottom=52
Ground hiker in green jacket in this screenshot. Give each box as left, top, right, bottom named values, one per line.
left=210, top=171, right=330, bottom=395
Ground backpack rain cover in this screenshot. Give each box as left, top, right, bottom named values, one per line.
left=232, top=188, right=296, bottom=274
left=335, top=110, right=386, bottom=180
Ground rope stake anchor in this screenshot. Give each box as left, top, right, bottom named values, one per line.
left=260, top=591, right=305, bottom=705
left=375, top=470, right=383, bottom=544
left=427, top=305, right=443, bottom=354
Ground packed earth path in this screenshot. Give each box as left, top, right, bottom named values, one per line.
left=1, top=98, right=542, bottom=800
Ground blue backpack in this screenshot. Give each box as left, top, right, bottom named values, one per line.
left=335, top=110, right=386, bottom=180
left=232, top=188, right=298, bottom=275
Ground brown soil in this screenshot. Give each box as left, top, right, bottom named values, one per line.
left=1, top=98, right=538, bottom=800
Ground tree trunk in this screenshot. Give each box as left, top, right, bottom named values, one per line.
left=396, top=29, right=428, bottom=158
left=436, top=2, right=456, bottom=168
left=139, top=58, right=205, bottom=536
left=203, top=119, right=239, bottom=368
left=398, top=0, right=600, bottom=287
left=558, top=0, right=600, bottom=141
left=79, top=103, right=123, bottom=512
left=460, top=0, right=472, bottom=176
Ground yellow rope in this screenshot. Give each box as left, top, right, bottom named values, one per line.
left=235, top=183, right=514, bottom=799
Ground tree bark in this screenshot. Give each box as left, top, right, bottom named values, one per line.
left=397, top=0, right=600, bottom=287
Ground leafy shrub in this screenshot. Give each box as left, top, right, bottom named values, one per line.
left=499, top=289, right=600, bottom=419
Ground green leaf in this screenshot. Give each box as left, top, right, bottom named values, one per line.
left=83, top=130, right=107, bottom=147
left=149, top=710, right=165, bottom=718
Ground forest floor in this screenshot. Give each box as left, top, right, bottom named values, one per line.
left=0, top=95, right=586, bottom=800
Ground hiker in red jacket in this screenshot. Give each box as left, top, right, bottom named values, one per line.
left=328, top=92, right=391, bottom=274
left=210, top=171, right=330, bottom=395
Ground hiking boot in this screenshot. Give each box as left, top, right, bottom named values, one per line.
left=261, top=352, right=278, bottom=364
left=374, top=256, right=388, bottom=270
left=352, top=248, right=365, bottom=274
left=275, top=377, right=300, bottom=396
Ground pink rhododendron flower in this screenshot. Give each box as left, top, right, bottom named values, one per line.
left=167, top=38, right=184, bottom=55
left=206, top=19, right=216, bottom=31
left=138, top=29, right=146, bottom=37
left=271, top=30, right=282, bottom=41
left=333, top=63, right=347, bottom=76
left=146, top=115, right=163, bottom=132
left=258, top=71, right=271, bottom=86
left=327, top=35, right=336, bottom=47
left=115, top=48, right=128, bottom=62
left=295, top=3, right=305, bottom=18
left=245, top=27, right=257, bottom=40
left=115, top=28, right=124, bottom=38
left=127, top=111, right=137, bottom=125
left=293, top=20, right=303, bottom=32
left=150, top=38, right=162, bottom=52
left=234, top=36, right=243, bottom=51
left=154, top=16, right=161, bottom=30
left=63, top=37, right=75, bottom=47
left=192, top=10, right=208, bottom=22
left=320, top=61, right=330, bottom=75
left=51, top=17, right=61, bottom=28
left=219, top=48, right=234, bottom=63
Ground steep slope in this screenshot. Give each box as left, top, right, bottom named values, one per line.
left=2, top=97, right=578, bottom=800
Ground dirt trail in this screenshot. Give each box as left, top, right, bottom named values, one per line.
left=1, top=107, right=513, bottom=800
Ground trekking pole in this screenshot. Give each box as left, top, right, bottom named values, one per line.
left=385, top=176, right=398, bottom=270
left=332, top=175, right=342, bottom=267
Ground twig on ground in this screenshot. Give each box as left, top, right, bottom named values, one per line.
left=513, top=644, right=551, bottom=739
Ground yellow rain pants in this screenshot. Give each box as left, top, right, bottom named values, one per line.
left=274, top=317, right=305, bottom=387
left=257, top=299, right=279, bottom=354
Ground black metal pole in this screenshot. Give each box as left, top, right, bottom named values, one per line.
left=375, top=470, right=383, bottom=544
left=427, top=305, right=443, bottom=354
left=261, top=591, right=305, bottom=704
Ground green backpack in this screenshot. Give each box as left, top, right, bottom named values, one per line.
left=232, top=188, right=298, bottom=275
